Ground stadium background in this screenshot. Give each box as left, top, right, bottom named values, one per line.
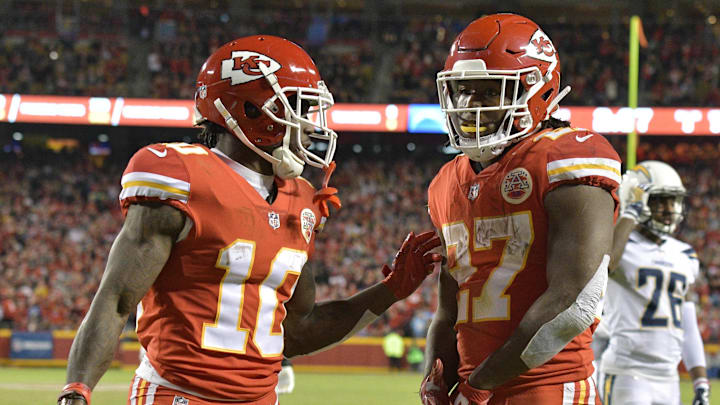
left=1, top=0, right=720, bottom=403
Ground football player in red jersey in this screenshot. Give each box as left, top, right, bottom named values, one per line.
left=420, top=14, right=621, bottom=405
left=58, top=35, right=441, bottom=405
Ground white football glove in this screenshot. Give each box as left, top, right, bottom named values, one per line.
left=618, top=172, right=651, bottom=223
left=276, top=364, right=295, bottom=395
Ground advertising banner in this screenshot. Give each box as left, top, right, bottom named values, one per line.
left=9, top=331, right=53, bottom=359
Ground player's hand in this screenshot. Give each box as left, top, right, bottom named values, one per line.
left=313, top=161, right=342, bottom=218
left=618, top=172, right=650, bottom=223
left=420, top=358, right=451, bottom=405
left=276, top=364, right=295, bottom=395
left=382, top=231, right=442, bottom=300
left=449, top=381, right=492, bottom=405
left=692, top=380, right=710, bottom=405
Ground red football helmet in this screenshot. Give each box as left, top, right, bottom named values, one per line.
left=436, top=13, right=570, bottom=162
left=194, top=35, right=336, bottom=175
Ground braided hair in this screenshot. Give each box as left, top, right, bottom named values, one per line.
left=197, top=121, right=226, bottom=149
left=540, top=116, right=571, bottom=129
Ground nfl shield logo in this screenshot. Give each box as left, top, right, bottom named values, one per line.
left=468, top=183, right=479, bottom=201
left=197, top=85, right=207, bottom=100
left=268, top=211, right=280, bottom=230
left=300, top=208, right=316, bottom=244
left=172, top=396, right=189, bottom=405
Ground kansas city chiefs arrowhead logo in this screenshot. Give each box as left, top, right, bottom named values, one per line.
left=221, top=51, right=282, bottom=85
left=522, top=30, right=557, bottom=64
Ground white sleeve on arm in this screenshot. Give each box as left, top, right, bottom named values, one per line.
left=681, top=301, right=706, bottom=370
left=520, top=254, right=609, bottom=369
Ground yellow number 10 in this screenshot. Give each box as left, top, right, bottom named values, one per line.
left=201, top=240, right=307, bottom=357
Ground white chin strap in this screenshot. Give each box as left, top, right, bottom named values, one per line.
left=213, top=98, right=305, bottom=179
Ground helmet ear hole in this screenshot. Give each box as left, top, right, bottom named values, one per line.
left=541, top=88, right=554, bottom=101
left=244, top=101, right=262, bottom=119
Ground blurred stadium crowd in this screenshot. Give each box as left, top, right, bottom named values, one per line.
left=2, top=141, right=720, bottom=346
left=1, top=0, right=720, bottom=373
left=2, top=1, right=720, bottom=106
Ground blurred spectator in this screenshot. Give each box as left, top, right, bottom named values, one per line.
left=382, top=328, right=405, bottom=371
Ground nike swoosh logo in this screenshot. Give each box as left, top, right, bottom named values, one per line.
left=147, top=147, right=167, bottom=157
left=575, top=134, right=594, bottom=142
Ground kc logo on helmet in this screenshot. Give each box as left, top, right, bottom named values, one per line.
left=221, top=51, right=282, bottom=85
left=522, top=30, right=557, bottom=64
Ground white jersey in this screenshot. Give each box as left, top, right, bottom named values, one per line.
left=601, top=230, right=699, bottom=381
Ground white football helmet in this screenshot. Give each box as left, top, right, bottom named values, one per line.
left=628, top=160, right=686, bottom=234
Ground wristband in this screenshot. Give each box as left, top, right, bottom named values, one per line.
left=693, top=377, right=709, bottom=390
left=59, top=382, right=92, bottom=405
left=619, top=211, right=639, bottom=224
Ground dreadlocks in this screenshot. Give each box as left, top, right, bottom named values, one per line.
left=197, top=121, right=226, bottom=149
left=540, top=116, right=571, bottom=130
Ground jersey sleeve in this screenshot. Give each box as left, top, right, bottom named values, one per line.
left=427, top=164, right=452, bottom=231
left=539, top=129, right=622, bottom=202
left=119, top=144, right=193, bottom=219
left=682, top=246, right=700, bottom=285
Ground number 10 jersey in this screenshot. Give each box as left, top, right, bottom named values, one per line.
left=119, top=143, right=323, bottom=401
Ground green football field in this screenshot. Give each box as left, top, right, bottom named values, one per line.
left=0, top=366, right=714, bottom=404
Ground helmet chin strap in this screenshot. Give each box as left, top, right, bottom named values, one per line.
left=213, top=98, right=304, bottom=179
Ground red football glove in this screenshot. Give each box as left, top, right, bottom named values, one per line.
left=58, top=383, right=91, bottom=405
left=313, top=161, right=342, bottom=218
left=382, top=231, right=442, bottom=300
left=450, top=381, right=492, bottom=405
left=420, top=358, right=451, bottom=405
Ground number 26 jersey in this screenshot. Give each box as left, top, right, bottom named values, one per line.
left=601, top=230, right=699, bottom=380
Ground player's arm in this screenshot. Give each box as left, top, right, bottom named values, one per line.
left=682, top=299, right=711, bottom=405
left=58, top=203, right=184, bottom=405
left=419, top=232, right=459, bottom=405
left=610, top=172, right=651, bottom=272
left=464, top=184, right=614, bottom=392
left=423, top=232, right=459, bottom=388
left=283, top=231, right=441, bottom=358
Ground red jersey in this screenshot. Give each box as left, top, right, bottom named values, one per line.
left=119, top=142, right=323, bottom=401
left=427, top=128, right=620, bottom=391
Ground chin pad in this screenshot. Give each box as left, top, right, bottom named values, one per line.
left=272, top=146, right=305, bottom=179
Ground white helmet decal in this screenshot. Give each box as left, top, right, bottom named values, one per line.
left=522, top=30, right=557, bottom=64
left=221, top=51, right=282, bottom=85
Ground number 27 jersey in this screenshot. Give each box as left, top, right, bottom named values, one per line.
left=428, top=128, right=621, bottom=391
left=119, top=143, right=323, bottom=401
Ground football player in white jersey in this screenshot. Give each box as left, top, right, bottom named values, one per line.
left=600, top=160, right=710, bottom=405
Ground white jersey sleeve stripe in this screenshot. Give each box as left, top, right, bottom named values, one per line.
left=547, top=157, right=621, bottom=184
left=121, top=171, right=190, bottom=193
left=120, top=171, right=190, bottom=203
left=119, top=185, right=189, bottom=204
